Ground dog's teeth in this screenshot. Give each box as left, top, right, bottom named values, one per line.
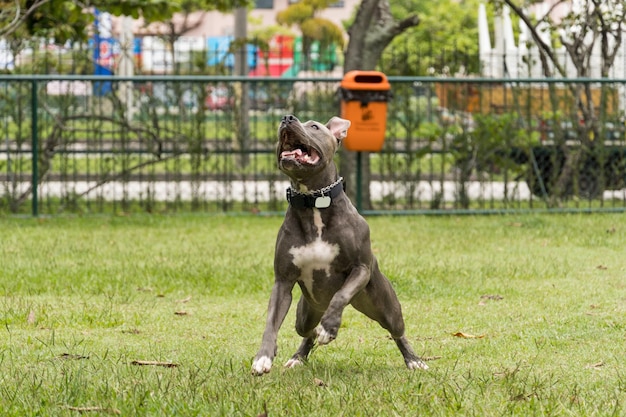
left=279, top=146, right=320, bottom=165
left=280, top=149, right=303, bottom=159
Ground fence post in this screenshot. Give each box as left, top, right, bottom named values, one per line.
left=31, top=79, right=38, bottom=217
left=356, top=151, right=362, bottom=212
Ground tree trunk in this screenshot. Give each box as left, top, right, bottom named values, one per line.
left=340, top=0, right=419, bottom=210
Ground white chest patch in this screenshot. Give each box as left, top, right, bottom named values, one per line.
left=288, top=209, right=339, bottom=302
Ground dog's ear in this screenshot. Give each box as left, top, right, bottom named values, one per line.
left=326, top=117, right=351, bottom=144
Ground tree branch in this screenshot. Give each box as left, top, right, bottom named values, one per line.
left=0, top=0, right=53, bottom=37
left=501, top=0, right=567, bottom=77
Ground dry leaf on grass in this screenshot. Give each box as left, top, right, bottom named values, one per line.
left=131, top=360, right=179, bottom=368
left=452, top=332, right=485, bottom=339
left=177, top=295, right=192, bottom=303
left=479, top=294, right=504, bottom=305
left=174, top=311, right=189, bottom=316
left=58, top=353, right=89, bottom=360
left=586, top=361, right=604, bottom=369
left=481, top=294, right=503, bottom=301
left=66, top=406, right=121, bottom=415
left=27, top=310, right=36, bottom=325
left=510, top=392, right=535, bottom=402
left=596, top=265, right=608, bottom=270
left=494, top=365, right=521, bottom=378
left=314, top=378, right=327, bottom=387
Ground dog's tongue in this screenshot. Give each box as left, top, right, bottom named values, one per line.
left=281, top=148, right=320, bottom=165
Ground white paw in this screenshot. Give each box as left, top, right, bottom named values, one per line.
left=407, top=359, right=429, bottom=370
left=251, top=356, right=273, bottom=375
left=284, top=358, right=303, bottom=368
left=316, top=326, right=334, bottom=345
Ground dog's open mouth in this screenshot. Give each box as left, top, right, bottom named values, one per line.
left=279, top=134, right=321, bottom=165
left=280, top=147, right=320, bottom=165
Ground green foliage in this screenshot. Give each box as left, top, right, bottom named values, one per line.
left=451, top=112, right=536, bottom=175
left=1, top=0, right=253, bottom=42
left=276, top=2, right=314, bottom=25
left=14, top=0, right=182, bottom=42
left=25, top=0, right=85, bottom=42
left=301, top=18, right=345, bottom=48
left=468, top=112, right=538, bottom=178
left=384, top=0, right=483, bottom=75
left=275, top=0, right=344, bottom=53
left=473, top=112, right=539, bottom=150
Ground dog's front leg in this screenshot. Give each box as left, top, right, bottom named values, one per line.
left=252, top=280, right=294, bottom=375
left=317, top=265, right=370, bottom=344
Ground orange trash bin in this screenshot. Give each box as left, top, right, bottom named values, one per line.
left=339, top=71, right=391, bottom=152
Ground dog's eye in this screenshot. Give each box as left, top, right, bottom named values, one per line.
left=310, top=124, right=320, bottom=130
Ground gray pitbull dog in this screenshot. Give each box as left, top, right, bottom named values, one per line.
left=251, top=114, right=428, bottom=375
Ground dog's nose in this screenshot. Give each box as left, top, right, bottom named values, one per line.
left=282, top=115, right=298, bottom=124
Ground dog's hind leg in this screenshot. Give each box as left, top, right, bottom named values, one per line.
left=352, top=267, right=429, bottom=370
left=394, top=336, right=429, bottom=370
left=284, top=295, right=322, bottom=368
left=371, top=302, right=429, bottom=370
left=285, top=337, right=316, bottom=368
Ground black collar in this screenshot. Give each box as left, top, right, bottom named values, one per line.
left=286, top=177, right=344, bottom=209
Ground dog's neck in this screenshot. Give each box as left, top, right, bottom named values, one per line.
left=287, top=163, right=340, bottom=194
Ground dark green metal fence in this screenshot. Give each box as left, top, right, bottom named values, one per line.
left=1, top=75, right=626, bottom=216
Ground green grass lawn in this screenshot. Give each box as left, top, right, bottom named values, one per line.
left=1, top=213, right=625, bottom=416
